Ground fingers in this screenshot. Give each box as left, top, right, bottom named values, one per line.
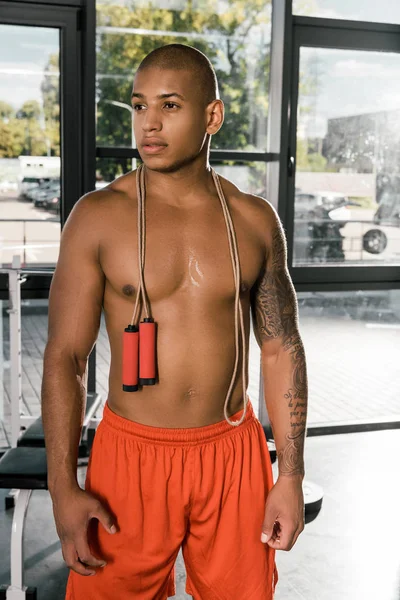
left=90, top=502, right=117, bottom=535
left=55, top=492, right=117, bottom=576
left=62, top=541, right=97, bottom=577
left=263, top=520, right=282, bottom=548
left=261, top=504, right=278, bottom=545
left=262, top=520, right=304, bottom=551
left=60, top=500, right=116, bottom=576
left=75, top=536, right=107, bottom=569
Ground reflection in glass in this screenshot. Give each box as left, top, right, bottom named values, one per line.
left=292, top=0, right=400, bottom=24
left=0, top=24, right=61, bottom=267
left=95, top=0, right=271, bottom=151
left=298, top=289, right=400, bottom=425
left=293, top=47, right=400, bottom=266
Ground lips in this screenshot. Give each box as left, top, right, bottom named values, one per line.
left=141, top=139, right=168, bottom=154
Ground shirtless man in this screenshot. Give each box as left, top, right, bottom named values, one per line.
left=42, top=44, right=307, bottom=600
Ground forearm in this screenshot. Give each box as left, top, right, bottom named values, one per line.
left=41, top=344, right=87, bottom=496
left=261, top=336, right=308, bottom=480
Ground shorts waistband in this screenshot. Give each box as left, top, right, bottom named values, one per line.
left=101, top=395, right=256, bottom=447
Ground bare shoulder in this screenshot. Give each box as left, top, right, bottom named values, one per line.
left=105, top=168, right=137, bottom=198
left=243, top=192, right=280, bottom=228
left=64, top=170, right=137, bottom=236
left=217, top=172, right=282, bottom=246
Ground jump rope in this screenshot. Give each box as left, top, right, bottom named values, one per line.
left=122, top=163, right=248, bottom=426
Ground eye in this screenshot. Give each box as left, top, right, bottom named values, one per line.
left=133, top=104, right=146, bottom=111
left=164, top=102, right=179, bottom=109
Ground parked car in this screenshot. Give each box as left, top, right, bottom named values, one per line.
left=294, top=191, right=363, bottom=263
left=33, top=183, right=60, bottom=208
left=43, top=194, right=60, bottom=214
left=294, top=191, right=358, bottom=219
left=294, top=204, right=347, bottom=262
left=341, top=222, right=400, bottom=259
left=18, top=176, right=51, bottom=200
left=294, top=190, right=400, bottom=261
left=29, top=178, right=59, bottom=202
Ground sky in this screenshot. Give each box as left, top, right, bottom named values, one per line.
left=293, top=0, right=400, bottom=22
left=0, top=25, right=59, bottom=111
left=299, top=47, right=400, bottom=138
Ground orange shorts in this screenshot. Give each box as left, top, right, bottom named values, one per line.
left=65, top=396, right=278, bottom=600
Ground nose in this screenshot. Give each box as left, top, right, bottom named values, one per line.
left=141, top=107, right=162, bottom=133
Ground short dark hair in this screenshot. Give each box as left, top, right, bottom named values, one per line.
left=137, top=43, right=219, bottom=105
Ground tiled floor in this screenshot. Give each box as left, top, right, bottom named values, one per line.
left=1, top=428, right=399, bottom=599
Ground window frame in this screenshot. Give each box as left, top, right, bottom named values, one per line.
left=285, top=16, right=400, bottom=288
left=0, top=0, right=95, bottom=299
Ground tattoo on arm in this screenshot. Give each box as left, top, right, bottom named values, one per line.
left=277, top=390, right=307, bottom=477
left=253, top=224, right=308, bottom=477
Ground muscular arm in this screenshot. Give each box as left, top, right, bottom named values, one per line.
left=250, top=202, right=308, bottom=480
left=41, top=192, right=105, bottom=496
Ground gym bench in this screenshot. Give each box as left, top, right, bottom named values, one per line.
left=0, top=392, right=102, bottom=600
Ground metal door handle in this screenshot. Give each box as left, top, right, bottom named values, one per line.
left=288, top=152, right=295, bottom=177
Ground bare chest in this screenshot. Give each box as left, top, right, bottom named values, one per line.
left=100, top=197, right=265, bottom=307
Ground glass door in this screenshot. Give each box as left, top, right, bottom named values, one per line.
left=293, top=45, right=400, bottom=268
left=0, top=1, right=83, bottom=448
left=0, top=1, right=81, bottom=277
left=0, top=23, right=61, bottom=267
left=287, top=22, right=400, bottom=285
left=287, top=21, right=400, bottom=431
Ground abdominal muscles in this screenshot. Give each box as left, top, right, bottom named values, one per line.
left=105, top=294, right=251, bottom=427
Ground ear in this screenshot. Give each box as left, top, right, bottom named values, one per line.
left=205, top=99, right=224, bottom=136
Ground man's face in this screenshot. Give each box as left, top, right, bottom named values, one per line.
left=132, top=67, right=211, bottom=172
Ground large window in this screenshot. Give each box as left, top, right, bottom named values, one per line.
left=293, top=47, right=400, bottom=267
left=292, top=0, right=400, bottom=24
left=271, top=4, right=400, bottom=434
left=95, top=0, right=271, bottom=153
left=0, top=24, right=61, bottom=268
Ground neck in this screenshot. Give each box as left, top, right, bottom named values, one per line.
left=141, top=160, right=216, bottom=207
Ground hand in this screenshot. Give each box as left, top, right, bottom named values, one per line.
left=260, top=476, right=305, bottom=551
left=52, top=486, right=117, bottom=576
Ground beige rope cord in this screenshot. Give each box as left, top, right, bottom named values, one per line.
left=129, top=163, right=248, bottom=427
left=130, top=164, right=150, bottom=327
